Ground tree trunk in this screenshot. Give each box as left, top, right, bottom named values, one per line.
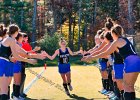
left=68, top=11, right=73, bottom=50
left=78, top=0, right=82, bottom=50
left=32, top=0, right=37, bottom=47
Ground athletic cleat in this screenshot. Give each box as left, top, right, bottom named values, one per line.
left=19, top=96, right=25, bottom=100
left=68, top=85, right=73, bottom=91
left=65, top=90, right=70, bottom=95
left=99, top=89, right=108, bottom=94
left=109, top=95, right=119, bottom=100
left=13, top=96, right=20, bottom=100
left=104, top=91, right=112, bottom=95
left=108, top=92, right=116, bottom=99
left=20, top=93, right=27, bottom=98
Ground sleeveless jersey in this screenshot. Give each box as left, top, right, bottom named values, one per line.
left=118, top=38, right=137, bottom=59
left=59, top=48, right=70, bottom=64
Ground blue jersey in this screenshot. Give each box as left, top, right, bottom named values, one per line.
left=58, top=48, right=70, bottom=64
left=118, top=38, right=137, bottom=59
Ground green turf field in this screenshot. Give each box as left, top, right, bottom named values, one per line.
left=23, top=66, right=140, bottom=100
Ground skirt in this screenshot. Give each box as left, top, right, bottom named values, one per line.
left=113, top=64, right=124, bottom=79
left=99, top=59, right=107, bottom=71
left=13, top=61, right=22, bottom=73
left=0, top=58, right=14, bottom=77
left=58, top=63, right=71, bottom=74
left=124, top=55, right=140, bottom=73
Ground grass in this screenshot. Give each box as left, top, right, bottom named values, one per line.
left=22, top=66, right=140, bottom=100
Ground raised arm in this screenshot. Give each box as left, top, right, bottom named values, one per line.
left=90, top=41, right=107, bottom=54
left=90, top=43, right=111, bottom=57
left=44, top=49, right=59, bottom=60
left=86, top=45, right=98, bottom=54
left=15, top=44, right=45, bottom=60
left=67, top=47, right=81, bottom=56
left=84, top=41, right=118, bottom=62
left=9, top=38, right=37, bottom=64
left=27, top=46, right=41, bottom=53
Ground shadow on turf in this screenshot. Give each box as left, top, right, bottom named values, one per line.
left=68, top=94, right=107, bottom=100
left=26, top=94, right=107, bottom=100
left=26, top=97, right=49, bottom=100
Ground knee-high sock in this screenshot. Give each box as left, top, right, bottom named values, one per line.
left=124, top=92, right=135, bottom=100
left=63, top=83, right=68, bottom=91
left=106, top=79, right=110, bottom=91
left=114, top=82, right=120, bottom=98
left=108, top=74, right=114, bottom=91
left=20, top=74, right=26, bottom=95
left=13, top=85, right=20, bottom=98
left=102, top=79, right=106, bottom=89
left=8, top=86, right=10, bottom=99
left=120, top=90, right=124, bottom=100
left=1, top=94, right=8, bottom=100
left=20, top=62, right=26, bottom=95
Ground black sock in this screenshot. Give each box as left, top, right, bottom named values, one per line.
left=124, top=92, right=135, bottom=100
left=102, top=79, right=106, bottom=90
left=120, top=90, right=124, bottom=100
left=113, top=82, right=120, bottom=98
left=68, top=83, right=71, bottom=86
left=132, top=92, right=136, bottom=100
left=1, top=94, right=8, bottom=100
left=13, top=85, right=20, bottom=98
left=63, top=83, right=68, bottom=91
left=108, top=76, right=114, bottom=91
left=13, top=84, right=16, bottom=97
left=8, top=86, right=10, bottom=99
left=106, top=79, right=110, bottom=91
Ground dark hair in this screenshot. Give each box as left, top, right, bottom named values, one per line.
left=0, top=24, right=7, bottom=37
left=97, top=30, right=103, bottom=36
left=16, top=32, right=23, bottom=40
left=105, top=18, right=114, bottom=30
left=111, top=25, right=123, bottom=37
left=23, top=34, right=28, bottom=38
left=8, top=24, right=19, bottom=36
left=99, top=33, right=104, bottom=40
left=104, top=32, right=113, bottom=41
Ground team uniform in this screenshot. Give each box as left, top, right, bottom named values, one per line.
left=118, top=38, right=140, bottom=73
left=13, top=42, right=22, bottom=73
left=117, top=37, right=140, bottom=100
left=107, top=52, right=124, bottom=100
left=113, top=51, right=124, bottom=79
left=58, top=48, right=70, bottom=74
left=99, top=58, right=108, bottom=71
left=0, top=42, right=13, bottom=77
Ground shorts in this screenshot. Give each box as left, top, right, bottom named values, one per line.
left=0, top=58, right=14, bottom=77
left=58, top=63, right=71, bottom=74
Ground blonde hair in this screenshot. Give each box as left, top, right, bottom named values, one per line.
left=59, top=37, right=67, bottom=45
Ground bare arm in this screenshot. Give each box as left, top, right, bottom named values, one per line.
left=90, top=41, right=107, bottom=53
left=89, top=41, right=118, bottom=60
left=9, top=38, right=36, bottom=64
left=90, top=43, right=111, bottom=57
left=67, top=47, right=81, bottom=56
left=86, top=45, right=98, bottom=54
left=45, top=49, right=59, bottom=60
left=15, top=44, right=45, bottom=60
left=81, top=43, right=110, bottom=61
left=27, top=46, right=41, bottom=53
